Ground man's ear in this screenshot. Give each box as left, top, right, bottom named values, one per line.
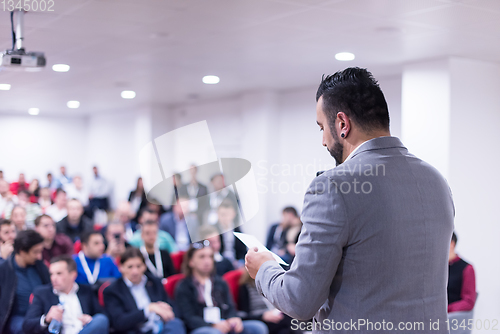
left=336, top=112, right=351, bottom=138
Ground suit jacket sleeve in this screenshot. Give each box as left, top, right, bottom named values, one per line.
left=255, top=175, right=349, bottom=320
left=103, top=284, right=147, bottom=332
left=23, top=288, right=48, bottom=334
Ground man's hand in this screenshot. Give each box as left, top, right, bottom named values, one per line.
left=262, top=310, right=284, bottom=323
left=78, top=314, right=93, bottom=326
left=106, top=238, right=124, bottom=258
left=149, top=302, right=175, bottom=322
left=46, top=305, right=64, bottom=323
left=212, top=320, right=231, bottom=333
left=227, top=317, right=244, bottom=333
left=245, top=247, right=276, bottom=279
left=0, top=241, right=13, bottom=259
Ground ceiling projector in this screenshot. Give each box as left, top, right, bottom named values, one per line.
left=0, top=10, right=46, bottom=70
left=0, top=50, right=46, bottom=68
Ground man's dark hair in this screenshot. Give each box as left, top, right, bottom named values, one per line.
left=55, top=188, right=66, bottom=196
left=34, top=214, right=53, bottom=227
left=120, top=247, right=145, bottom=265
left=451, top=232, right=457, bottom=245
left=13, top=230, right=44, bottom=254
left=282, top=206, right=298, bottom=217
left=50, top=254, right=77, bottom=272
left=17, top=189, right=30, bottom=198
left=138, top=208, right=158, bottom=220
left=316, top=67, right=390, bottom=132
left=81, top=230, right=102, bottom=245
left=0, top=218, right=13, bottom=228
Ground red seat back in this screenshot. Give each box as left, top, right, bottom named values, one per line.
left=164, top=273, right=185, bottom=300
left=170, top=251, right=186, bottom=273
left=73, top=240, right=81, bottom=254
left=98, top=280, right=112, bottom=307
left=222, top=268, right=244, bottom=309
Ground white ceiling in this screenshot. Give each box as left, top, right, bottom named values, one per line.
left=0, top=0, right=499, bottom=116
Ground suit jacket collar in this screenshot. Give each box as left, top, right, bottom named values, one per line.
left=348, top=136, right=406, bottom=161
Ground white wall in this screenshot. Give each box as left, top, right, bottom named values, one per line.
left=0, top=115, right=88, bottom=184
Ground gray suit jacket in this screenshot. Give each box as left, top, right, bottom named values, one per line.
left=256, top=136, right=454, bottom=333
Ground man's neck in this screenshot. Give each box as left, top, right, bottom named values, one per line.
left=14, top=254, right=27, bottom=268
left=83, top=251, right=97, bottom=260
left=342, top=131, right=391, bottom=163
left=145, top=243, right=155, bottom=254
left=44, top=238, right=54, bottom=249
left=193, top=271, right=209, bottom=284
left=60, top=284, right=74, bottom=295
left=449, top=252, right=458, bottom=262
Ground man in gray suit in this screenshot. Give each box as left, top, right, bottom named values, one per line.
left=245, top=67, right=454, bottom=333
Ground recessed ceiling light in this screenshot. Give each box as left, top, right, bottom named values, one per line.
left=0, top=84, right=11, bottom=90
left=202, top=75, right=220, bottom=84
left=335, top=52, right=355, bottom=61
left=28, top=108, right=40, bottom=115
left=67, top=101, right=80, bottom=109
left=52, top=64, right=70, bottom=72
left=121, top=90, right=136, bottom=99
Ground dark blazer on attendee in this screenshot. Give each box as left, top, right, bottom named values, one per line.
left=57, top=216, right=94, bottom=242
left=144, top=249, right=177, bottom=278
left=219, top=226, right=247, bottom=261
left=0, top=254, right=50, bottom=333
left=265, top=223, right=286, bottom=251
left=22, top=284, right=104, bottom=334
left=103, top=272, right=178, bottom=334
left=175, top=275, right=237, bottom=333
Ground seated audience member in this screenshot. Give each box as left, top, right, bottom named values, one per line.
left=73, top=231, right=121, bottom=285
left=57, top=199, right=94, bottom=242
left=0, top=219, right=16, bottom=261
left=23, top=255, right=109, bottom=334
left=102, top=201, right=137, bottom=241
left=0, top=179, right=17, bottom=218
left=265, top=207, right=296, bottom=260
left=284, top=217, right=301, bottom=264
left=34, top=215, right=73, bottom=264
left=64, top=175, right=89, bottom=207
left=46, top=189, right=69, bottom=223
left=175, top=243, right=268, bottom=334
left=13, top=190, right=42, bottom=228
left=448, top=232, right=477, bottom=313
left=55, top=166, right=72, bottom=190
left=44, top=173, right=58, bottom=191
left=104, top=221, right=130, bottom=261
left=88, top=166, right=110, bottom=212
left=28, top=178, right=40, bottom=203
left=176, top=165, right=210, bottom=225
left=38, top=187, right=53, bottom=212
left=129, top=209, right=177, bottom=253
left=214, top=199, right=247, bottom=266
left=129, top=177, right=147, bottom=220
left=238, top=270, right=293, bottom=334
left=160, top=195, right=198, bottom=252
left=201, top=226, right=234, bottom=277
left=9, top=173, right=29, bottom=195
left=140, top=220, right=176, bottom=279
left=103, top=247, right=186, bottom=334
left=8, top=205, right=28, bottom=232
left=0, top=230, right=50, bottom=334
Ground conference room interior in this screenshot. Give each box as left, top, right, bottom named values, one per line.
left=0, top=0, right=499, bottom=333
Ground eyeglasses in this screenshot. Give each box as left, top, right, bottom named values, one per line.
left=192, top=240, right=210, bottom=249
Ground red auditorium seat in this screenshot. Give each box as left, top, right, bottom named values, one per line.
left=222, top=268, right=245, bottom=309
left=73, top=240, right=81, bottom=254
left=164, top=273, right=185, bottom=300
left=98, top=280, right=112, bottom=307
left=170, top=251, right=186, bottom=273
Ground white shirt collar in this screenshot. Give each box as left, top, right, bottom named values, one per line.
left=53, top=282, right=79, bottom=296
left=123, top=275, right=148, bottom=288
